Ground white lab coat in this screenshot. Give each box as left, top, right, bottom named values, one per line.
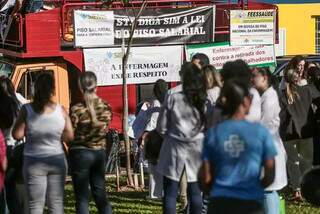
left=261, top=87, right=288, bottom=191
left=246, top=87, right=262, bottom=122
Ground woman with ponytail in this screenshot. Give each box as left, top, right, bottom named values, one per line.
left=69, top=71, right=113, bottom=214
left=200, top=80, right=277, bottom=214
left=12, top=72, right=74, bottom=214
left=156, top=62, right=211, bottom=214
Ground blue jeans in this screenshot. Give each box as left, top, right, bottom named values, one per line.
left=23, top=154, right=67, bottom=214
left=263, top=191, right=279, bottom=214
left=69, top=149, right=112, bottom=214
left=163, top=176, right=202, bottom=214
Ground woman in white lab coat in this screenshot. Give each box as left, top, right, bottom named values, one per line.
left=252, top=67, right=287, bottom=214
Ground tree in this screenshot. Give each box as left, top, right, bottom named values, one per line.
left=121, top=0, right=148, bottom=187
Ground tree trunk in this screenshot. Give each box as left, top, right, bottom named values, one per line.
left=122, top=0, right=148, bottom=188
left=122, top=55, right=134, bottom=187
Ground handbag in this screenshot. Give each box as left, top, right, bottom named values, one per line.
left=144, top=130, right=163, bottom=164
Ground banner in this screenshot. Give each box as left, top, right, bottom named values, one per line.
left=74, top=10, right=114, bottom=47
left=185, top=42, right=276, bottom=69
left=113, top=6, right=215, bottom=46
left=230, top=10, right=275, bottom=46
left=84, top=46, right=183, bottom=86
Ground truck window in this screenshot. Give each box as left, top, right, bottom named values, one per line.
left=17, top=70, right=54, bottom=100
left=0, top=62, right=14, bottom=78
left=136, top=82, right=169, bottom=103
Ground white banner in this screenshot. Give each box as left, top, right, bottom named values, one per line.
left=186, top=42, right=276, bottom=69
left=230, top=10, right=275, bottom=46
left=74, top=10, right=114, bottom=47
left=84, top=46, right=183, bottom=86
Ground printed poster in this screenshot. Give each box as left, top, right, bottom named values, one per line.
left=84, top=45, right=183, bottom=86
left=74, top=10, right=114, bottom=47
left=230, top=10, right=275, bottom=46
left=186, top=42, right=276, bottom=69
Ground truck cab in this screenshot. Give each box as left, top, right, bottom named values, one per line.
left=0, top=58, right=70, bottom=107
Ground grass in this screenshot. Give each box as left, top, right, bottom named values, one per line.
left=63, top=177, right=320, bottom=214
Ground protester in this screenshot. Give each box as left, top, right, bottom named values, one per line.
left=200, top=79, right=277, bottom=214
left=0, top=130, right=7, bottom=214
left=139, top=79, right=168, bottom=200
left=69, top=71, right=113, bottom=214
left=307, top=61, right=319, bottom=70
left=191, top=53, right=210, bottom=69
left=12, top=72, right=74, bottom=214
left=306, top=66, right=320, bottom=166
left=252, top=67, right=288, bottom=213
left=0, top=76, right=28, bottom=214
left=287, top=55, right=308, bottom=86
left=279, top=68, right=320, bottom=200
left=208, top=59, right=261, bottom=127
left=307, top=66, right=320, bottom=91
left=203, top=65, right=222, bottom=106
left=157, top=62, right=210, bottom=214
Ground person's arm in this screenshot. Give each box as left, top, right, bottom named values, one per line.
left=145, top=100, right=161, bottom=132
left=101, top=102, right=113, bottom=132
left=261, top=93, right=280, bottom=135
left=260, top=127, right=277, bottom=188
left=61, top=106, right=74, bottom=143
left=246, top=88, right=261, bottom=122
left=199, top=129, right=215, bottom=194
left=0, top=132, right=7, bottom=172
left=12, top=105, right=27, bottom=141
left=309, top=84, right=320, bottom=107
left=156, top=95, right=171, bottom=136
left=261, top=158, right=275, bottom=188
left=198, top=160, right=214, bottom=194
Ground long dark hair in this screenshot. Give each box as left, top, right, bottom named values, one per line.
left=287, top=55, right=306, bottom=70
left=287, top=55, right=306, bottom=78
left=0, top=76, right=21, bottom=128
left=33, top=72, right=55, bottom=111
left=182, top=62, right=207, bottom=127
left=220, top=59, right=251, bottom=88
left=153, top=79, right=168, bottom=104
left=253, top=67, right=279, bottom=89
left=220, top=80, right=250, bottom=117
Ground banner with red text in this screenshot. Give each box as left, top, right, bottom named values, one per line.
left=185, top=42, right=276, bottom=69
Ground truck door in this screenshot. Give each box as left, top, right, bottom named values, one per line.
left=12, top=63, right=70, bottom=109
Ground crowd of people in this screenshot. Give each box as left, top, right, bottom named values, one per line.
left=0, top=72, right=112, bottom=214
left=0, top=54, right=319, bottom=214
left=136, top=54, right=320, bottom=214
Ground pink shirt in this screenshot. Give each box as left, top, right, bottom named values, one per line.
left=0, top=131, right=6, bottom=191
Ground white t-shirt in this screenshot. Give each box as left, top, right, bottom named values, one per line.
left=206, top=87, right=221, bottom=106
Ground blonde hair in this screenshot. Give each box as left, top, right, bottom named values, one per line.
left=203, top=65, right=222, bottom=89
left=284, top=68, right=300, bottom=105
left=79, top=72, right=104, bottom=127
